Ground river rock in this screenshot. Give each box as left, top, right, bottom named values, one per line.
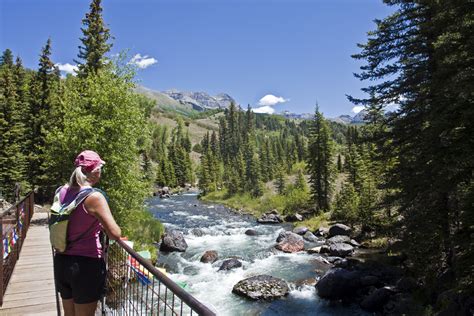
left=200, top=250, right=218, bottom=263
left=160, top=230, right=188, bottom=252
left=218, top=258, right=242, bottom=271
left=245, top=229, right=258, bottom=236
left=329, top=243, right=354, bottom=257
left=191, top=228, right=205, bottom=237
left=293, top=226, right=309, bottom=235
left=284, top=213, right=303, bottom=222
left=316, top=268, right=360, bottom=300
left=360, top=287, right=394, bottom=312
left=232, top=275, right=289, bottom=300
left=257, top=212, right=282, bottom=224
left=315, top=226, right=329, bottom=237
left=275, top=231, right=304, bottom=253
left=328, top=223, right=352, bottom=237
left=303, top=231, right=321, bottom=243
left=327, top=235, right=351, bottom=244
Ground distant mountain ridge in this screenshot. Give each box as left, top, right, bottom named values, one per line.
left=163, top=89, right=236, bottom=111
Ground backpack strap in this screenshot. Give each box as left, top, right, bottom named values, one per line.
left=66, top=188, right=106, bottom=248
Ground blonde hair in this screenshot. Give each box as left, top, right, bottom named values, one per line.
left=68, top=167, right=88, bottom=188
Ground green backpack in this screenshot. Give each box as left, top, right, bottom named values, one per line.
left=49, top=186, right=97, bottom=253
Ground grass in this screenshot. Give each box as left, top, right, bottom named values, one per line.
left=299, top=212, right=331, bottom=231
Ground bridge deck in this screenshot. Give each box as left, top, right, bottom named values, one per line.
left=1, top=212, right=60, bottom=315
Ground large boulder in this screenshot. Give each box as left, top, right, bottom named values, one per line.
left=360, top=287, right=394, bottom=312
left=396, top=277, right=418, bottom=293
left=160, top=230, right=188, bottom=252
left=316, top=268, right=360, bottom=300
left=232, top=275, right=289, bottom=300
left=275, top=231, right=304, bottom=253
left=327, top=235, right=351, bottom=244
left=293, top=226, right=309, bottom=235
left=218, top=258, right=242, bottom=271
left=200, top=250, right=218, bottom=263
left=257, top=212, right=283, bottom=224
left=329, top=243, right=354, bottom=257
left=328, top=223, right=352, bottom=238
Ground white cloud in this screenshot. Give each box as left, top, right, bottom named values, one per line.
left=55, top=63, right=78, bottom=75
left=351, top=106, right=365, bottom=114
left=129, top=53, right=157, bottom=69
left=258, top=94, right=288, bottom=106
left=253, top=105, right=275, bottom=114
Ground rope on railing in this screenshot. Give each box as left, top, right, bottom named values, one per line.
left=104, top=239, right=216, bottom=316
left=0, top=192, right=35, bottom=306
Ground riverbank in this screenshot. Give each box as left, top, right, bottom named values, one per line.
left=200, top=189, right=331, bottom=231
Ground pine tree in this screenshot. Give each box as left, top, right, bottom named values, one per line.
left=275, top=164, right=286, bottom=195
left=306, top=106, right=334, bottom=212
left=351, top=0, right=474, bottom=295
left=75, top=0, right=112, bottom=77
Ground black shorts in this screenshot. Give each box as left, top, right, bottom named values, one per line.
left=54, top=254, right=106, bottom=304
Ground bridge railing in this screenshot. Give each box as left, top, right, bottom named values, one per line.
left=0, top=192, right=35, bottom=306
left=103, top=238, right=216, bottom=316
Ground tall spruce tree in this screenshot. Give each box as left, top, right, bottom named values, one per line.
left=351, top=0, right=474, bottom=297
left=75, top=0, right=112, bottom=77
left=306, top=106, right=334, bottom=211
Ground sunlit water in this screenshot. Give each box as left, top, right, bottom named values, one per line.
left=147, top=192, right=367, bottom=316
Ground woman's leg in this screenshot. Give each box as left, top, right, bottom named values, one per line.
left=62, top=298, right=75, bottom=316
left=74, top=301, right=98, bottom=316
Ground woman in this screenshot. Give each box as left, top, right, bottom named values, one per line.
left=54, top=150, right=121, bottom=316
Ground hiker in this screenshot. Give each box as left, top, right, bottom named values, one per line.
left=53, top=150, right=121, bottom=316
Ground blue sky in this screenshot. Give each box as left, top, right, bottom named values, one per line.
left=1, top=0, right=394, bottom=117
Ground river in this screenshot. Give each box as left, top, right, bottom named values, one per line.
left=147, top=192, right=367, bottom=316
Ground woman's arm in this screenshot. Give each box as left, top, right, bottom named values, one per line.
left=84, top=192, right=122, bottom=240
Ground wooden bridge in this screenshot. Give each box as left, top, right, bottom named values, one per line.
left=0, top=207, right=60, bottom=315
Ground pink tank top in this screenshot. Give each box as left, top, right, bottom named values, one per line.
left=59, top=186, right=103, bottom=258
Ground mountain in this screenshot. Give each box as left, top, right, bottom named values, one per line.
left=134, top=86, right=196, bottom=116
left=163, top=90, right=236, bottom=111
left=329, top=110, right=369, bottom=125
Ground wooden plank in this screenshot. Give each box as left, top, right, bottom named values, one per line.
left=0, top=302, right=58, bottom=315
left=3, top=280, right=56, bottom=294
left=2, top=293, right=57, bottom=309
left=3, top=288, right=56, bottom=301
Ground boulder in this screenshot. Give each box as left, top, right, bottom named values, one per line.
left=315, top=227, right=329, bottom=237
left=326, top=256, right=343, bottom=264
left=232, top=275, right=289, bottom=300
left=160, top=230, right=188, bottom=252
left=275, top=231, right=304, bottom=253
left=316, top=268, right=360, bottom=300
left=218, top=258, right=242, bottom=271
left=200, top=250, right=218, bottom=263
left=191, top=228, right=205, bottom=237
left=293, top=226, right=309, bottom=235
left=328, top=223, right=352, bottom=237
left=244, top=229, right=258, bottom=236
left=327, top=235, right=351, bottom=244
left=329, top=243, right=354, bottom=257
left=257, top=212, right=283, bottom=224
left=360, top=287, right=394, bottom=312
left=303, top=231, right=321, bottom=243
left=284, top=213, right=303, bottom=222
